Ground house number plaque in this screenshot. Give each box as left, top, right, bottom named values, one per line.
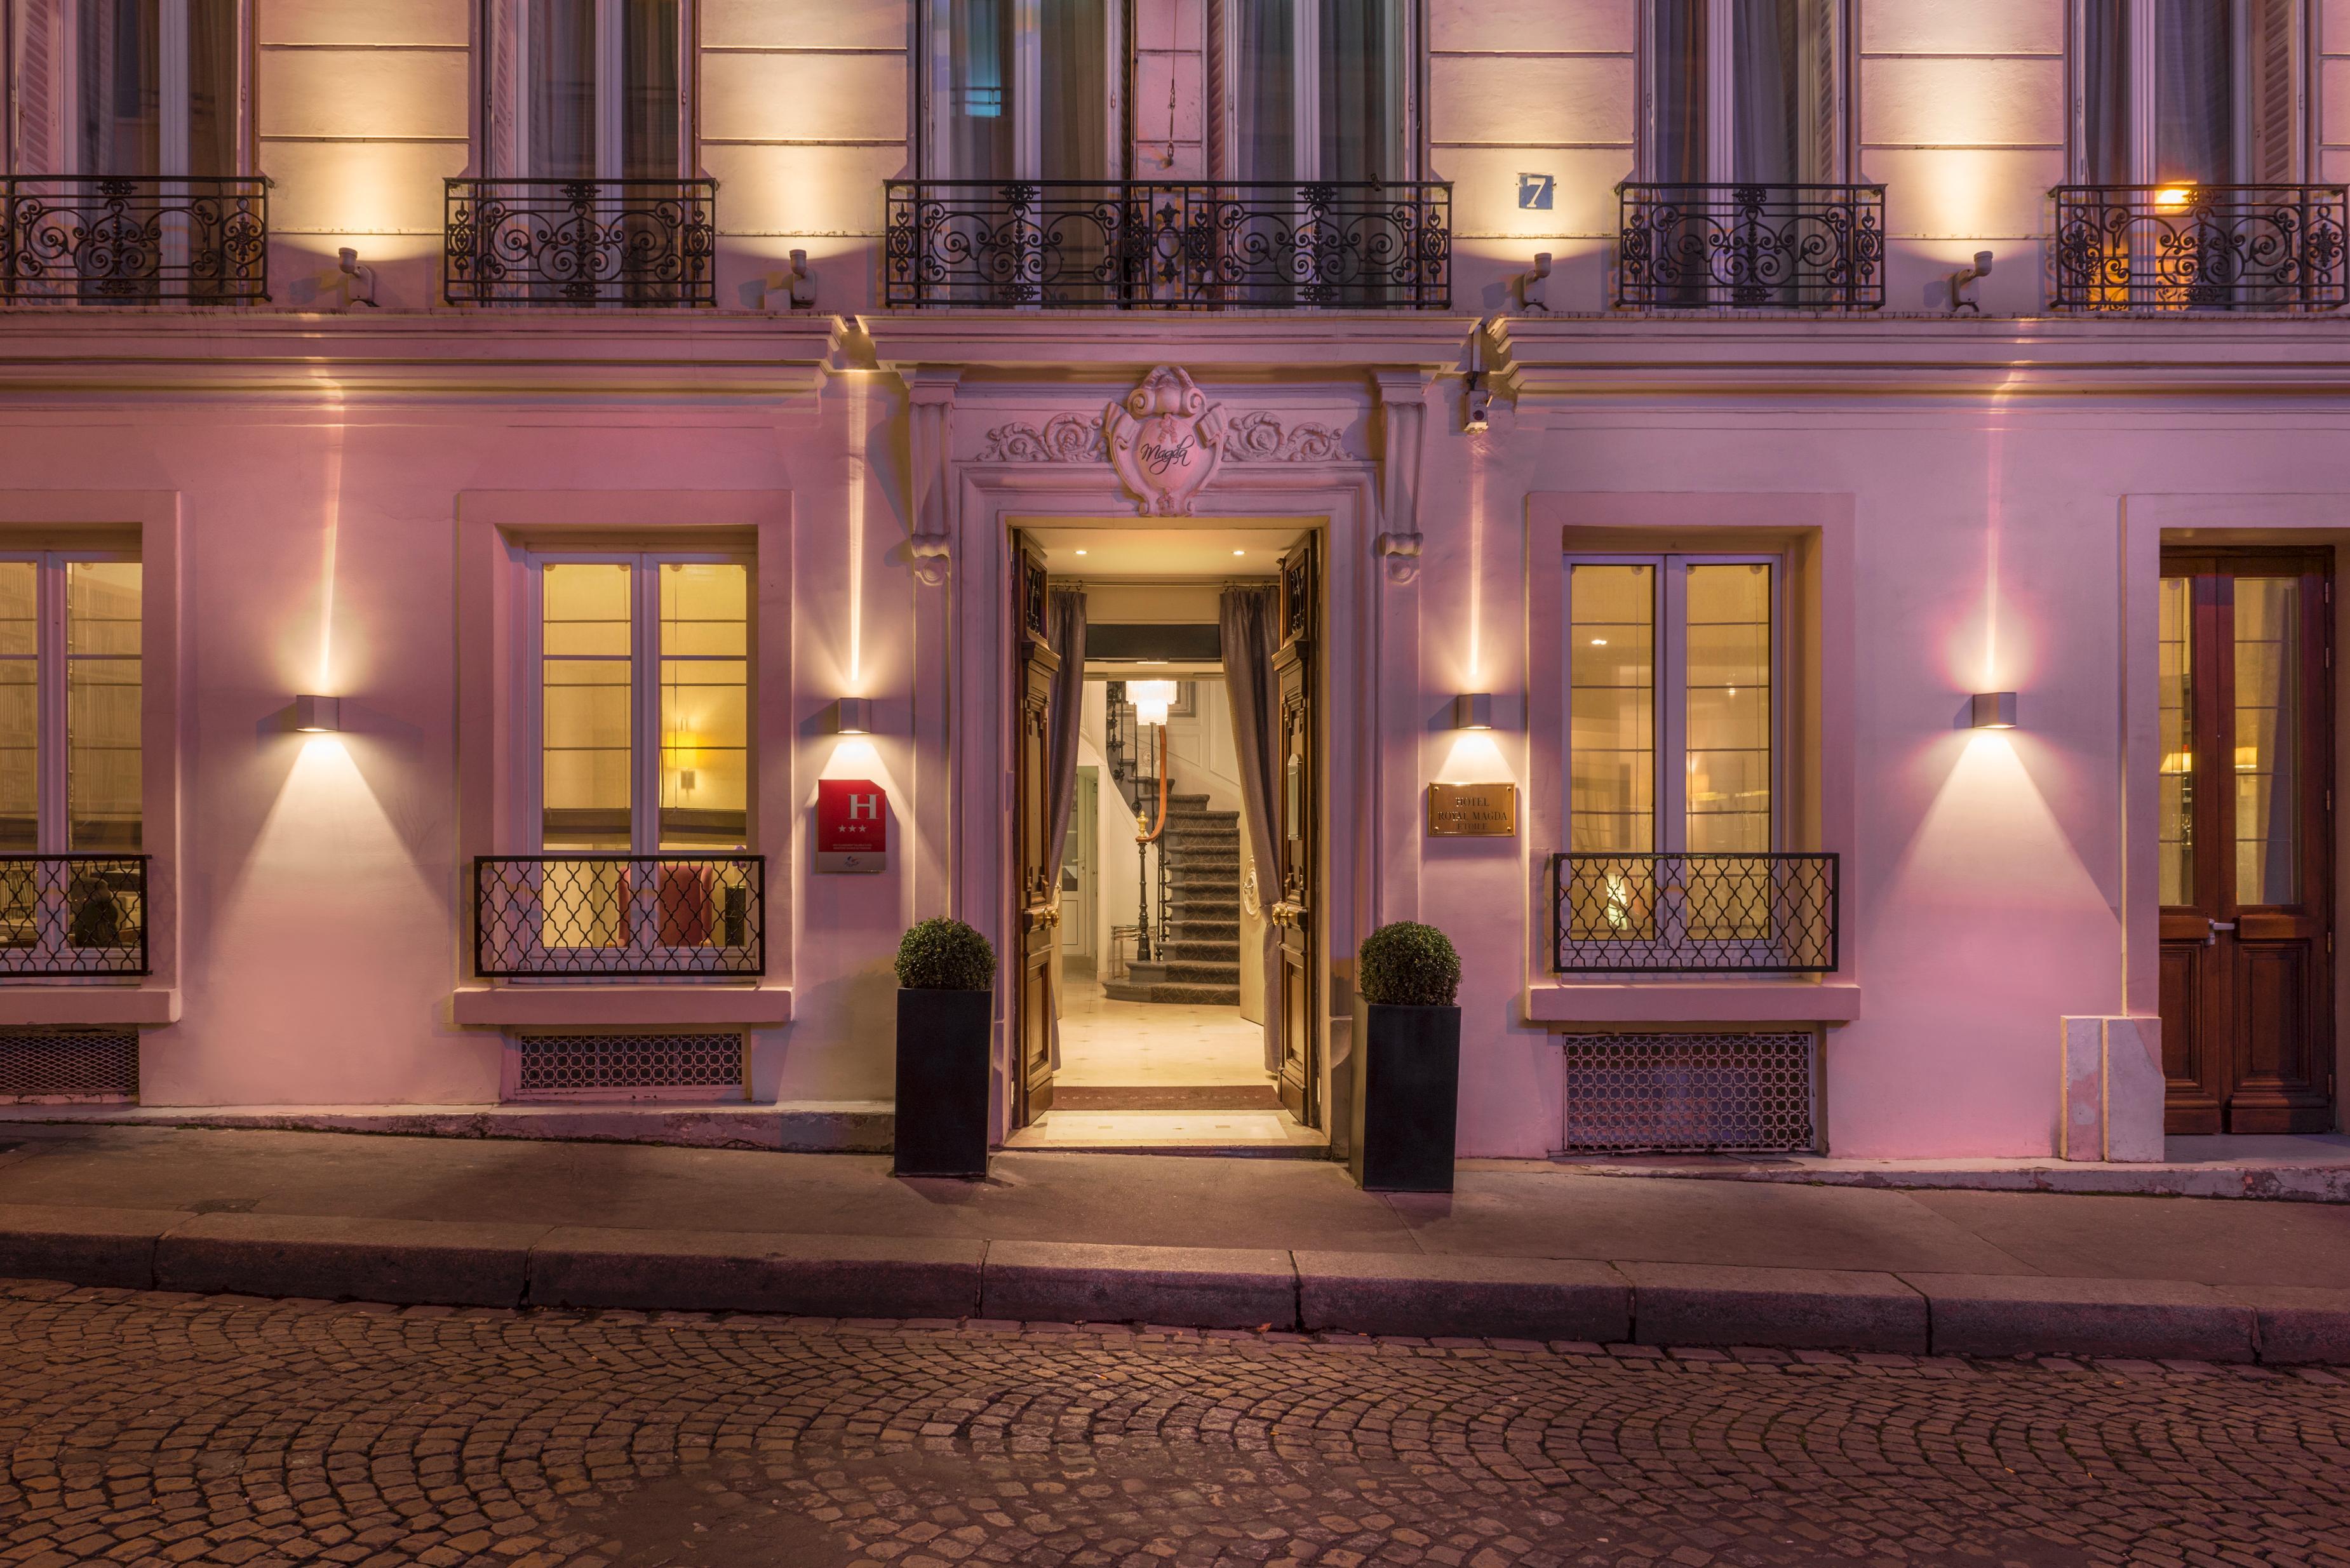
left=1426, top=782, right=1517, bottom=838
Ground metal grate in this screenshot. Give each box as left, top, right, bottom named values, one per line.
left=1552, top=853, right=1837, bottom=974
left=474, top=855, right=764, bottom=979
left=0, top=1029, right=138, bottom=1099
left=1562, top=1033, right=1816, bottom=1154
left=0, top=855, right=151, bottom=975
left=513, top=1033, right=744, bottom=1099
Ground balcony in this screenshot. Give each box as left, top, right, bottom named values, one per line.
left=1616, top=183, right=1885, bottom=311
left=0, top=177, right=267, bottom=304
left=474, top=855, right=763, bottom=979
left=443, top=178, right=717, bottom=307
left=1550, top=853, right=1839, bottom=975
left=0, top=855, right=150, bottom=977
left=2051, top=184, right=2348, bottom=312
left=882, top=179, right=1451, bottom=309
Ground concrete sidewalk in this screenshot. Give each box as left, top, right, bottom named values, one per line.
left=1, top=1122, right=2346, bottom=1364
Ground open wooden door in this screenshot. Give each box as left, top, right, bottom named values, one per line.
left=1271, top=536, right=1319, bottom=1124
left=2158, top=549, right=2336, bottom=1134
left=1013, top=540, right=1059, bottom=1124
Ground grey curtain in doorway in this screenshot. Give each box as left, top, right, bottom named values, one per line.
left=1044, top=589, right=1087, bottom=1069
left=1219, top=585, right=1283, bottom=1075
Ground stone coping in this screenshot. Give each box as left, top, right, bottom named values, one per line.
left=0, top=1203, right=2340, bottom=1366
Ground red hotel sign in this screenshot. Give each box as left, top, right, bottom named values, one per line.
left=816, top=779, right=889, bottom=874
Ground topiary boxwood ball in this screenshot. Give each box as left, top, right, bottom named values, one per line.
left=1357, top=920, right=1461, bottom=1008
left=895, top=917, right=997, bottom=991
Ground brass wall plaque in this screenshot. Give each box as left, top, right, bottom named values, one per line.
left=1427, top=782, right=1517, bottom=837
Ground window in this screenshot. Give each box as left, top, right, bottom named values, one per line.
left=6, top=0, right=244, bottom=175
left=2076, top=0, right=2300, bottom=186
left=920, top=0, right=1115, bottom=180
left=1568, top=556, right=1776, bottom=855
left=0, top=553, right=141, bottom=854
left=1642, top=0, right=1846, bottom=184
left=483, top=0, right=693, bottom=180
left=533, top=554, right=747, bottom=854
left=1225, top=0, right=1413, bottom=183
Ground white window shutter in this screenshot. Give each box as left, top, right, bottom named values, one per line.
left=2248, top=0, right=2297, bottom=184
left=1807, top=0, right=1840, bottom=182
left=14, top=0, right=58, bottom=174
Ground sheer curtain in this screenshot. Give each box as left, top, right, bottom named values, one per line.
left=2082, top=0, right=2131, bottom=185
left=529, top=0, right=595, bottom=178
left=187, top=0, right=236, bottom=175
left=622, top=0, right=680, bottom=179
left=1649, top=0, right=1706, bottom=184
left=1231, top=0, right=1295, bottom=182
left=1731, top=0, right=1835, bottom=184
left=76, top=0, right=158, bottom=175
left=939, top=0, right=1013, bottom=179
left=2154, top=0, right=2232, bottom=184
left=1319, top=0, right=1403, bottom=182
left=1038, top=0, right=1106, bottom=180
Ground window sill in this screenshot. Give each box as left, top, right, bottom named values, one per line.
left=0, top=985, right=179, bottom=1026
left=451, top=984, right=793, bottom=1029
left=1524, top=980, right=1860, bottom=1026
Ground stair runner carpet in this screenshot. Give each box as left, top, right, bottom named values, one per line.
left=1138, top=793, right=1243, bottom=1005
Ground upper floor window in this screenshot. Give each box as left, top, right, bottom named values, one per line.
left=2076, top=0, right=2302, bottom=186
left=481, top=0, right=693, bottom=180
left=532, top=554, right=746, bottom=854
left=1641, top=0, right=1848, bottom=184
left=0, top=553, right=141, bottom=853
left=916, top=0, right=1414, bottom=182
left=6, top=0, right=245, bottom=175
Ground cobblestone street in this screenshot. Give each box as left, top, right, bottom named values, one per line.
left=0, top=1278, right=2345, bottom=1568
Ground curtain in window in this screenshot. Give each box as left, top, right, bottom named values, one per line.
left=2154, top=0, right=2232, bottom=185
left=938, top=0, right=1014, bottom=179
left=1230, top=0, right=1295, bottom=180
left=187, top=0, right=236, bottom=175
left=1038, top=0, right=1105, bottom=180
left=2081, top=0, right=2130, bottom=185
left=622, top=0, right=680, bottom=179
left=529, top=0, right=595, bottom=178
left=1729, top=0, right=1836, bottom=183
left=1318, top=0, right=1403, bottom=182
left=76, top=0, right=158, bottom=175
left=1650, top=0, right=1706, bottom=184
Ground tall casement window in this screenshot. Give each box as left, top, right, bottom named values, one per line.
left=533, top=554, right=747, bottom=854
left=1223, top=0, right=1412, bottom=183
left=919, top=0, right=1115, bottom=180
left=1568, top=557, right=1776, bottom=857
left=1641, top=0, right=1846, bottom=185
left=481, top=1, right=693, bottom=180
left=5, top=0, right=245, bottom=176
left=2076, top=0, right=2300, bottom=187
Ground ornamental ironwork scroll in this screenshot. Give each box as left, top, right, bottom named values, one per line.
left=884, top=179, right=1451, bottom=309
left=2051, top=184, right=2348, bottom=312
left=1616, top=183, right=1885, bottom=311
left=445, top=178, right=716, bottom=306
left=0, top=177, right=267, bottom=303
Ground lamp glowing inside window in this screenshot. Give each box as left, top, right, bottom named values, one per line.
left=1130, top=679, right=1178, bottom=727
left=2154, top=186, right=2195, bottom=211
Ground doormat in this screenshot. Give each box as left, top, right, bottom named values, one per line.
left=1052, top=1085, right=1283, bottom=1111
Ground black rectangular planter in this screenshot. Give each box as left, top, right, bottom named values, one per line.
left=892, top=988, right=993, bottom=1177
left=1348, top=1002, right=1462, bottom=1192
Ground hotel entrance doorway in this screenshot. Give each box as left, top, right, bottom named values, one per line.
left=1009, top=524, right=1324, bottom=1151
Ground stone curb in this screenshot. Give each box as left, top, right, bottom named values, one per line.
left=2, top=1205, right=2346, bottom=1364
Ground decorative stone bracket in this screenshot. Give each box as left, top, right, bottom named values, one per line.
left=1371, top=369, right=1431, bottom=584
left=904, top=368, right=960, bottom=584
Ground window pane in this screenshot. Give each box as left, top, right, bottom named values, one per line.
left=1730, top=0, right=1837, bottom=184
left=2081, top=0, right=2131, bottom=185
left=0, top=560, right=35, bottom=657
left=2158, top=575, right=2194, bottom=906
left=659, top=563, right=748, bottom=850
left=542, top=563, right=631, bottom=850
left=2232, top=577, right=2298, bottom=905
left=77, top=0, right=159, bottom=175
left=1569, top=565, right=1655, bottom=853
left=1318, top=0, right=1406, bottom=182
left=1649, top=0, right=1707, bottom=183
left=530, top=0, right=596, bottom=178
left=1684, top=563, right=1771, bottom=855
left=188, top=0, right=238, bottom=176
left=622, top=0, right=680, bottom=179
left=1040, top=0, right=1106, bottom=180
left=2154, top=0, right=2233, bottom=184
left=1232, top=0, right=1296, bottom=180
left=937, top=0, right=1015, bottom=178
left=0, top=653, right=32, bottom=854
left=66, top=563, right=140, bottom=853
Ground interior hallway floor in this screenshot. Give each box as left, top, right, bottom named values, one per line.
left=1014, top=979, right=1322, bottom=1151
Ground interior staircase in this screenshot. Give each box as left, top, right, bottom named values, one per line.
left=1105, top=792, right=1242, bottom=1005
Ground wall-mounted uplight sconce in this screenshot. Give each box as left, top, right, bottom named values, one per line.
left=335, top=248, right=378, bottom=309
left=1452, top=694, right=1494, bottom=730
left=1970, top=692, right=2018, bottom=730
left=1944, top=250, right=1993, bottom=314
left=1462, top=322, right=1493, bottom=433
left=829, top=697, right=873, bottom=735
left=292, top=695, right=341, bottom=733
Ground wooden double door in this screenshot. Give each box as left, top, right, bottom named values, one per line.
left=2157, top=550, right=2336, bottom=1134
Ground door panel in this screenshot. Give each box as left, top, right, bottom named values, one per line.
left=2157, top=551, right=2335, bottom=1136
left=1272, top=537, right=1318, bottom=1125
left=1014, top=541, right=1059, bottom=1124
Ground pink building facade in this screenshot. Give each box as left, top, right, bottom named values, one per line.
left=0, top=0, right=2342, bottom=1160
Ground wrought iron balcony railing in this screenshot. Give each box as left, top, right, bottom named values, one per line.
left=1616, top=183, right=1885, bottom=310
left=1551, top=853, right=1839, bottom=974
left=2051, top=184, right=2349, bottom=311
left=883, top=179, right=1451, bottom=309
left=474, top=855, right=763, bottom=979
left=443, top=178, right=717, bottom=307
left=0, top=855, right=150, bottom=976
left=1, top=177, right=267, bottom=304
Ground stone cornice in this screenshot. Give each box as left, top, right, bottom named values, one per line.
left=861, top=310, right=1480, bottom=373
left=0, top=309, right=845, bottom=399
left=1492, top=312, right=2350, bottom=399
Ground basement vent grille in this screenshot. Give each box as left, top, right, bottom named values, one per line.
left=1561, top=1033, right=1816, bottom=1155
left=0, top=1029, right=138, bottom=1100
left=512, top=1032, right=744, bottom=1099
